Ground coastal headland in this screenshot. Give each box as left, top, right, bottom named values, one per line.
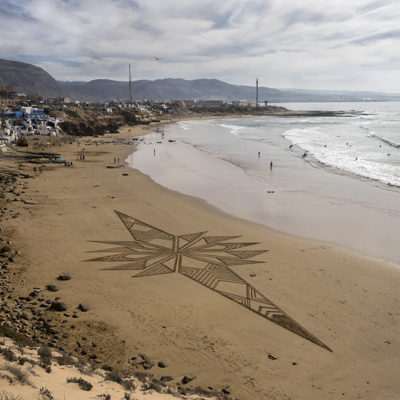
left=0, top=116, right=399, bottom=399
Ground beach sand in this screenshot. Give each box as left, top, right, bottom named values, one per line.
left=4, top=122, right=400, bottom=399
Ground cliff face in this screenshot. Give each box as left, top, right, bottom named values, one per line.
left=0, top=59, right=65, bottom=97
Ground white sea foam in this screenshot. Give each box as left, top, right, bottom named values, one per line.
left=218, top=123, right=250, bottom=137
left=283, top=126, right=400, bottom=186
left=170, top=104, right=400, bottom=188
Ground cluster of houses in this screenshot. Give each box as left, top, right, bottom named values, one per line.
left=0, top=85, right=68, bottom=149
left=0, top=82, right=270, bottom=152
left=0, top=104, right=64, bottom=148
left=106, top=98, right=269, bottom=114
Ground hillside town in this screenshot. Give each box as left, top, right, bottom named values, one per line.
left=0, top=83, right=275, bottom=150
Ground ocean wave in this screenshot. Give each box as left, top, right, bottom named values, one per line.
left=371, top=134, right=400, bottom=148
left=218, top=123, right=250, bottom=137
left=283, top=128, right=400, bottom=187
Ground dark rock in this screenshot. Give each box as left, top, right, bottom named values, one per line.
left=158, top=361, right=167, bottom=368
left=267, top=354, right=277, bottom=360
left=77, top=303, right=89, bottom=312
left=181, top=375, right=196, bottom=385
left=48, top=301, right=67, bottom=312
left=57, top=273, right=71, bottom=281
left=0, top=246, right=11, bottom=254
left=222, top=387, right=231, bottom=394
left=139, top=353, right=151, bottom=362
left=161, top=376, right=173, bottom=382
left=143, top=361, right=154, bottom=370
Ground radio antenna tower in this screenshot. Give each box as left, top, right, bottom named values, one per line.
left=129, top=64, right=133, bottom=103
left=256, top=78, right=259, bottom=106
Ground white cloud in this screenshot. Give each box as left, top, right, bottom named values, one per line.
left=1, top=0, right=400, bottom=91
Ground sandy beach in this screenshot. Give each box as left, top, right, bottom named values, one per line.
left=2, top=121, right=400, bottom=399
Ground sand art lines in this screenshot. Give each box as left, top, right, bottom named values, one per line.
left=86, top=210, right=331, bottom=352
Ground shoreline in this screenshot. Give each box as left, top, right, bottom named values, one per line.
left=128, top=117, right=400, bottom=266
left=1, top=120, right=400, bottom=399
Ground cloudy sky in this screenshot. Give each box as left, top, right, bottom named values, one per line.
left=1, top=0, right=400, bottom=91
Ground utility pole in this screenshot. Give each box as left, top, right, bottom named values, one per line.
left=256, top=78, right=259, bottom=106
left=129, top=64, right=133, bottom=104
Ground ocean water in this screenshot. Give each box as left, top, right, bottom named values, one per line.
left=280, top=102, right=400, bottom=186
left=127, top=102, right=400, bottom=264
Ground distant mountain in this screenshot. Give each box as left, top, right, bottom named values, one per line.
left=59, top=78, right=284, bottom=102
left=2, top=58, right=400, bottom=103
left=0, top=59, right=64, bottom=97
left=60, top=78, right=400, bottom=103
left=60, top=79, right=129, bottom=101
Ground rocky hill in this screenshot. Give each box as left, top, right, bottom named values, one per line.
left=3, top=58, right=400, bottom=103
left=58, top=78, right=400, bottom=103
left=60, top=78, right=281, bottom=102
left=0, top=59, right=65, bottom=97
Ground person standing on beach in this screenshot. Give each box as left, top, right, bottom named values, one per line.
left=270, top=161, right=273, bottom=170
left=154, top=149, right=156, bottom=156
left=258, top=151, right=260, bottom=158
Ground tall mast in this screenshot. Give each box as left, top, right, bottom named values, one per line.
left=129, top=64, right=133, bottom=103
left=256, top=78, right=259, bottom=106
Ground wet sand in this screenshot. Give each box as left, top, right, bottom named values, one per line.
left=5, top=122, right=400, bottom=399
left=128, top=120, right=400, bottom=265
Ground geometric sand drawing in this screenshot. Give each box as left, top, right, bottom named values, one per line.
left=86, top=210, right=331, bottom=352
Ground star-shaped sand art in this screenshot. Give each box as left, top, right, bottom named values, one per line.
left=86, top=211, right=331, bottom=351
